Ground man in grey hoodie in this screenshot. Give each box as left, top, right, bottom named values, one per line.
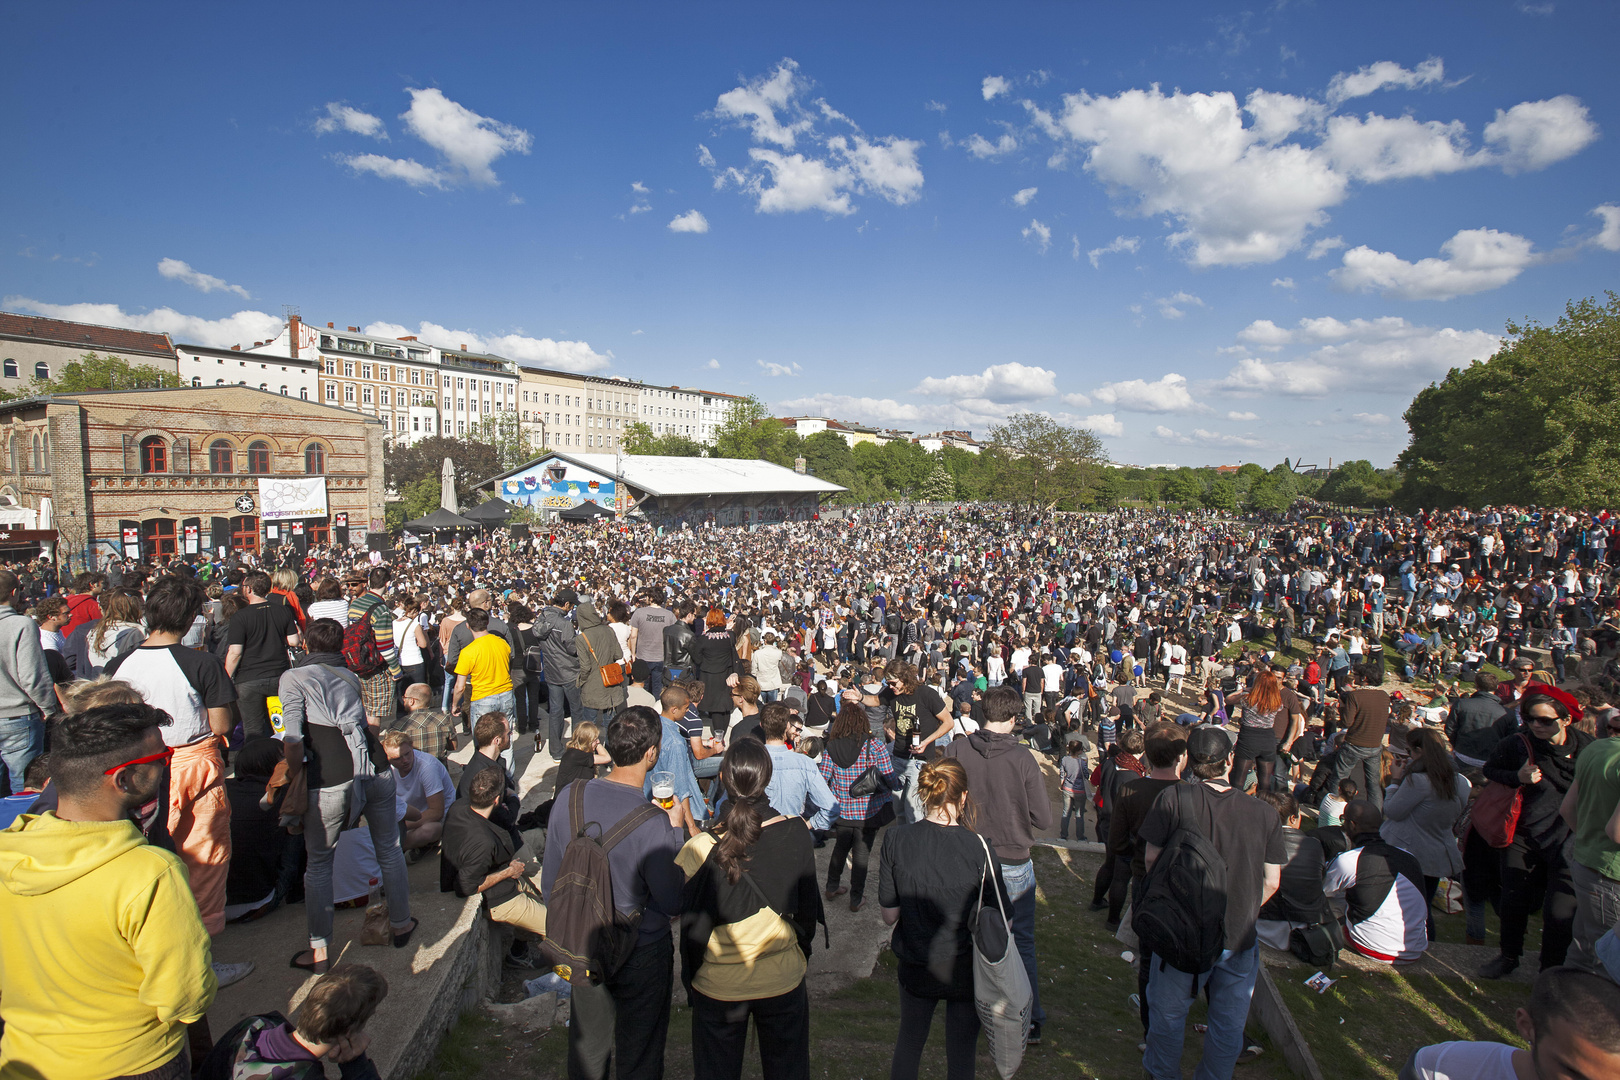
left=944, top=683, right=1054, bottom=1044
left=279, top=617, right=414, bottom=973
left=537, top=589, right=581, bottom=755
left=0, top=569, right=53, bottom=795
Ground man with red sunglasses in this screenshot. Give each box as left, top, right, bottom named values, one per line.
left=0, top=702, right=215, bottom=1080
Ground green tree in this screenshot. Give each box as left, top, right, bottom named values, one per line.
left=383, top=435, right=502, bottom=502
left=471, top=411, right=536, bottom=472
left=384, top=476, right=444, bottom=530
left=623, top=421, right=705, bottom=457
left=1203, top=476, right=1238, bottom=511
left=20, top=352, right=183, bottom=398
left=985, top=413, right=1106, bottom=507
left=1164, top=468, right=1205, bottom=505
left=799, top=430, right=854, bottom=483
left=919, top=464, right=957, bottom=501
left=1318, top=460, right=1398, bottom=508
left=1394, top=292, right=1620, bottom=509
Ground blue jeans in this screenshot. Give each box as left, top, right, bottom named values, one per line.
left=304, top=772, right=411, bottom=951
left=472, top=691, right=518, bottom=771
left=1331, top=742, right=1385, bottom=811
left=1144, top=943, right=1260, bottom=1080
left=1001, top=859, right=1045, bottom=1026
left=896, top=759, right=924, bottom=824
left=0, top=714, right=43, bottom=797
left=547, top=680, right=583, bottom=755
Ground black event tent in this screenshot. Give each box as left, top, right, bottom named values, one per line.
left=402, top=508, right=480, bottom=530
left=462, top=497, right=516, bottom=525
left=557, top=501, right=615, bottom=522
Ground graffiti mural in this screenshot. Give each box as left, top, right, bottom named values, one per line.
left=498, top=458, right=621, bottom=513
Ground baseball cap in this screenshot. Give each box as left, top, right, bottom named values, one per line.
left=554, top=587, right=579, bottom=605
left=1188, top=726, right=1232, bottom=764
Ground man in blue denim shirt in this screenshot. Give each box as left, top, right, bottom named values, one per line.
left=647, top=690, right=709, bottom=825
left=758, top=703, right=837, bottom=829
left=943, top=685, right=1054, bottom=1044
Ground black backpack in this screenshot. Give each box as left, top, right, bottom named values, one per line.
left=1132, top=784, right=1229, bottom=986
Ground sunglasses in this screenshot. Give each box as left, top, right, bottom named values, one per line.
left=103, top=745, right=175, bottom=775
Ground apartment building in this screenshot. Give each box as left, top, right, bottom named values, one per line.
left=174, top=342, right=320, bottom=400
left=249, top=318, right=442, bottom=442
left=0, top=311, right=176, bottom=392
left=638, top=383, right=739, bottom=446
left=517, top=367, right=636, bottom=451
left=437, top=344, right=519, bottom=437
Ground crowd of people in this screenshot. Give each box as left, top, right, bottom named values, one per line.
left=0, top=499, right=1619, bottom=1080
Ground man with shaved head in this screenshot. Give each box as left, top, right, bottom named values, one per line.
left=443, top=587, right=511, bottom=704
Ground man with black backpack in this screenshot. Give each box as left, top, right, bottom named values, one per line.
left=540, top=705, right=694, bottom=1080
left=1136, top=726, right=1285, bottom=1080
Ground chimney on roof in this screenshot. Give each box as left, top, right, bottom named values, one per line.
left=288, top=313, right=301, bottom=359
left=398, top=335, right=417, bottom=342
left=460, top=344, right=467, bottom=352
left=253, top=341, right=263, bottom=348
left=347, top=326, right=359, bottom=333
left=231, top=345, right=241, bottom=351
left=327, top=322, right=334, bottom=329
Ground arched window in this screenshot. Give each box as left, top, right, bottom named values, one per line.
left=2, top=360, right=15, bottom=379
left=280, top=385, right=289, bottom=396
left=142, top=518, right=176, bottom=558
left=247, top=440, right=271, bottom=474
left=209, top=440, right=233, bottom=474
left=33, top=362, right=48, bottom=380
left=192, top=376, right=202, bottom=388
left=304, top=443, right=325, bottom=474
left=30, top=436, right=40, bottom=473
left=140, top=435, right=167, bottom=474
left=6, top=436, right=17, bottom=474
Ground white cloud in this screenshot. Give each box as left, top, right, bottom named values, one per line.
left=631, top=329, right=644, bottom=335
left=716, top=59, right=813, bottom=149
left=1272, top=277, right=1296, bottom=289
left=915, top=362, right=1058, bottom=402
left=706, top=358, right=721, bottom=369
left=1086, top=234, right=1140, bottom=268
left=1017, top=76, right=1596, bottom=266
left=1071, top=235, right=1080, bottom=261
left=1156, top=291, right=1205, bottom=319
left=631, top=181, right=649, bottom=194
left=1079, top=413, right=1125, bottom=437
left=965, top=132, right=1018, bottom=158
left=1022, top=218, right=1052, bottom=252
left=1154, top=425, right=1265, bottom=449
left=5, top=296, right=283, bottom=350
left=1331, top=227, right=1539, bottom=299
left=775, top=391, right=1006, bottom=434
left=1226, top=411, right=1258, bottom=421
left=924, top=99, right=948, bottom=113
left=668, top=209, right=710, bottom=233
left=757, top=360, right=802, bottom=377
left=1351, top=412, right=1392, bottom=424
left=1308, top=236, right=1346, bottom=260
left=626, top=181, right=651, bottom=215
left=1012, top=186, right=1038, bottom=206
left=707, top=61, right=925, bottom=216
left=1325, top=58, right=1444, bottom=106
left=1090, top=373, right=1203, bottom=413
left=1592, top=204, right=1620, bottom=251
left=328, top=87, right=531, bottom=190
left=157, top=258, right=250, bottom=299
left=1484, top=96, right=1598, bottom=174
left=364, top=320, right=611, bottom=373
left=1216, top=314, right=1499, bottom=397
left=314, top=103, right=388, bottom=139
left=338, top=153, right=446, bottom=188
left=982, top=76, right=1011, bottom=101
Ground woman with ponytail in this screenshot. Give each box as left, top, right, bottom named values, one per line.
left=879, top=758, right=1011, bottom=1080
left=676, top=738, right=822, bottom=1080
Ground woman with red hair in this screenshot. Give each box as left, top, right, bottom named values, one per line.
left=695, top=608, right=741, bottom=737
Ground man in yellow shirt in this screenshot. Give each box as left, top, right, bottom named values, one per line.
left=0, top=702, right=216, bottom=1079
left=454, top=607, right=516, bottom=734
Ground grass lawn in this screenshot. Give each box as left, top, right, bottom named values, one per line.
left=1273, top=968, right=1528, bottom=1080
left=416, top=846, right=1294, bottom=1080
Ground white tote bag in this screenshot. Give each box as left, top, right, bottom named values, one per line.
left=972, top=835, right=1033, bottom=1079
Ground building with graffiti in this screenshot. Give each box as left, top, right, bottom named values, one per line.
left=482, top=452, right=844, bottom=528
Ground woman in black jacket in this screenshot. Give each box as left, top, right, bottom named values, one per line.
left=1475, top=685, right=1593, bottom=979
left=879, top=757, right=1010, bottom=1080
left=695, top=608, right=741, bottom=734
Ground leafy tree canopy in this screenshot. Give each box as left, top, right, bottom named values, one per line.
left=623, top=421, right=705, bottom=457
left=384, top=435, right=502, bottom=503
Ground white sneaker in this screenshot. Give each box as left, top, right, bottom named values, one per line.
left=213, top=960, right=255, bottom=988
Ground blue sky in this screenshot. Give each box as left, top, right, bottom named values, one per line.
left=5, top=1, right=1617, bottom=467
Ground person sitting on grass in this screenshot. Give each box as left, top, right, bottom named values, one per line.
left=1398, top=965, right=1620, bottom=1080
left=199, top=964, right=388, bottom=1079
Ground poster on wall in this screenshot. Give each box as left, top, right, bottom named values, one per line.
left=257, top=476, right=328, bottom=521
left=334, top=513, right=348, bottom=527
left=183, top=524, right=199, bottom=554
left=498, top=458, right=617, bottom=513
left=121, top=525, right=140, bottom=559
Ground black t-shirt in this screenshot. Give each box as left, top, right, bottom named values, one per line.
left=1109, top=775, right=1180, bottom=875
left=881, top=685, right=948, bottom=761
left=553, top=747, right=598, bottom=796
left=878, top=820, right=1010, bottom=1000
left=1139, top=781, right=1286, bottom=952
left=1021, top=666, right=1044, bottom=694
left=226, top=601, right=299, bottom=683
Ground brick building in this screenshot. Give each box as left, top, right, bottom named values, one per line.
left=0, top=386, right=385, bottom=568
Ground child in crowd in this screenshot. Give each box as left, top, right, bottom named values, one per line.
left=1318, top=778, right=1358, bottom=829
left=200, top=965, right=388, bottom=1079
